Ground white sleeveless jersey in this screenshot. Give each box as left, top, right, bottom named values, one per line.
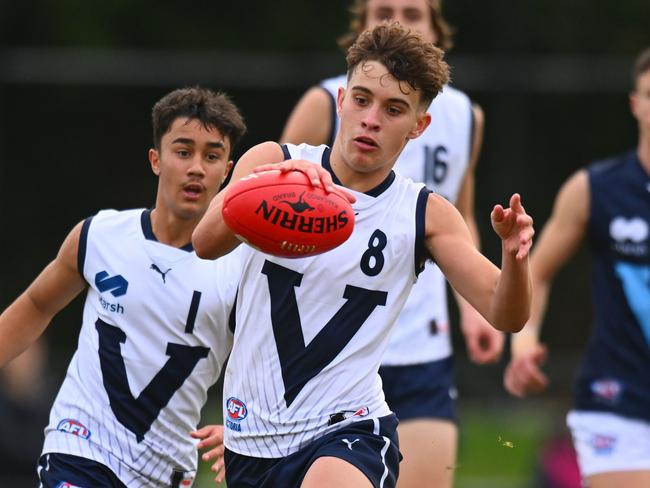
left=223, top=143, right=429, bottom=457
left=42, top=209, right=239, bottom=487
left=321, top=75, right=474, bottom=364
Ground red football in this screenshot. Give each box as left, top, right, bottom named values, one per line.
left=222, top=170, right=355, bottom=258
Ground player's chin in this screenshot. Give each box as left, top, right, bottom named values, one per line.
left=176, top=199, right=210, bottom=220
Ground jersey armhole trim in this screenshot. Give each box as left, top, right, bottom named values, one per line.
left=415, top=187, right=432, bottom=276
left=77, top=216, right=94, bottom=279
left=281, top=143, right=292, bottom=161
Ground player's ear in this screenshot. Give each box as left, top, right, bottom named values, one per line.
left=149, top=148, right=161, bottom=176
left=407, top=111, right=431, bottom=140
left=223, top=160, right=234, bottom=184
left=336, top=87, right=346, bottom=117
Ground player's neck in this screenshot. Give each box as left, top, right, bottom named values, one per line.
left=329, top=144, right=394, bottom=193
left=637, top=133, right=650, bottom=174
left=149, top=207, right=197, bottom=249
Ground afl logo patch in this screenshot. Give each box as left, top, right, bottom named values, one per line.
left=56, top=418, right=91, bottom=439
left=226, top=397, right=248, bottom=421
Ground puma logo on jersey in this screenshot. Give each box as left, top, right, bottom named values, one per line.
left=150, top=264, right=172, bottom=283
left=342, top=438, right=360, bottom=450
left=280, top=191, right=315, bottom=213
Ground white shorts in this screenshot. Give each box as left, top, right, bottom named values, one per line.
left=567, top=410, right=650, bottom=477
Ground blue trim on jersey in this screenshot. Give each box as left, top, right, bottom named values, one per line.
left=281, top=143, right=292, bottom=161
left=77, top=217, right=93, bottom=279
left=140, top=209, right=193, bottom=252
left=468, top=102, right=476, bottom=160
left=321, top=148, right=396, bottom=197
left=321, top=86, right=338, bottom=147
left=415, top=187, right=431, bottom=276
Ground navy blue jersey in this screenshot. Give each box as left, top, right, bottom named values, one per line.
left=575, top=151, right=650, bottom=421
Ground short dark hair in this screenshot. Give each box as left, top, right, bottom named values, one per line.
left=346, top=22, right=450, bottom=108
left=152, top=86, right=246, bottom=156
left=632, top=48, right=650, bottom=90
left=337, top=0, right=454, bottom=52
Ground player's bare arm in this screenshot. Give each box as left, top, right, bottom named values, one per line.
left=280, top=87, right=333, bottom=145
left=425, top=193, right=533, bottom=333
left=505, top=169, right=589, bottom=397
left=0, top=221, right=86, bottom=367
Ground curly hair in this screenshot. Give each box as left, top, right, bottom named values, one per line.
left=152, top=86, right=246, bottom=156
left=337, top=0, right=454, bottom=52
left=346, top=22, right=450, bottom=108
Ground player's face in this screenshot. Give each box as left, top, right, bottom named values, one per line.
left=631, top=70, right=650, bottom=134
left=149, top=117, right=232, bottom=220
left=335, top=61, right=430, bottom=184
left=364, top=0, right=437, bottom=44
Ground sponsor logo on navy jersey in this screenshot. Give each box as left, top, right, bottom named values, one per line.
left=56, top=418, right=91, bottom=439
left=609, top=216, right=649, bottom=257
left=591, top=434, right=617, bottom=455
left=55, top=483, right=83, bottom=488
left=591, top=378, right=623, bottom=405
left=226, top=397, right=248, bottom=432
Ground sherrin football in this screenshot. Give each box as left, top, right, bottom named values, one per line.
left=222, top=170, right=355, bottom=258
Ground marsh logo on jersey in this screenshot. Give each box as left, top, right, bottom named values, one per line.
left=56, top=418, right=91, bottom=439
left=609, top=217, right=649, bottom=257
left=590, top=379, right=622, bottom=405
left=56, top=483, right=83, bottom=488
left=226, top=397, right=247, bottom=432
left=591, top=434, right=617, bottom=455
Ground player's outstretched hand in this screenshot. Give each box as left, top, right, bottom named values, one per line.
left=503, top=343, right=548, bottom=397
left=461, top=306, right=505, bottom=364
left=190, top=424, right=226, bottom=483
left=252, top=159, right=356, bottom=204
left=491, top=194, right=534, bottom=260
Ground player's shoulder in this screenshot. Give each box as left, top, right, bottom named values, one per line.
left=319, top=73, right=347, bottom=94
left=85, top=208, right=145, bottom=237
left=588, top=150, right=635, bottom=177
left=431, top=84, right=472, bottom=109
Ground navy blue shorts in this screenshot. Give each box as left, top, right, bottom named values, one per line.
left=38, top=453, right=126, bottom=488
left=224, top=414, right=401, bottom=488
left=379, top=356, right=457, bottom=422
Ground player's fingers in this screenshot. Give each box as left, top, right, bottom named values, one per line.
left=202, top=444, right=225, bottom=461
left=491, top=204, right=505, bottom=223
left=190, top=425, right=217, bottom=438
left=334, top=184, right=357, bottom=204
left=510, top=193, right=523, bottom=211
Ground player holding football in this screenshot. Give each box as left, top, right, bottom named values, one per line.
left=0, top=87, right=245, bottom=487
left=280, top=1, right=502, bottom=485
left=504, top=47, right=650, bottom=487
left=193, top=22, right=534, bottom=488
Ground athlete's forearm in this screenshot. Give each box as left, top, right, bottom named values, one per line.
left=0, top=293, right=52, bottom=367
left=488, top=245, right=532, bottom=333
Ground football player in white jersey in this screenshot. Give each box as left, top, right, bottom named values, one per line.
left=193, top=22, right=534, bottom=488
left=280, top=1, right=503, bottom=486
left=0, top=86, right=246, bottom=487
